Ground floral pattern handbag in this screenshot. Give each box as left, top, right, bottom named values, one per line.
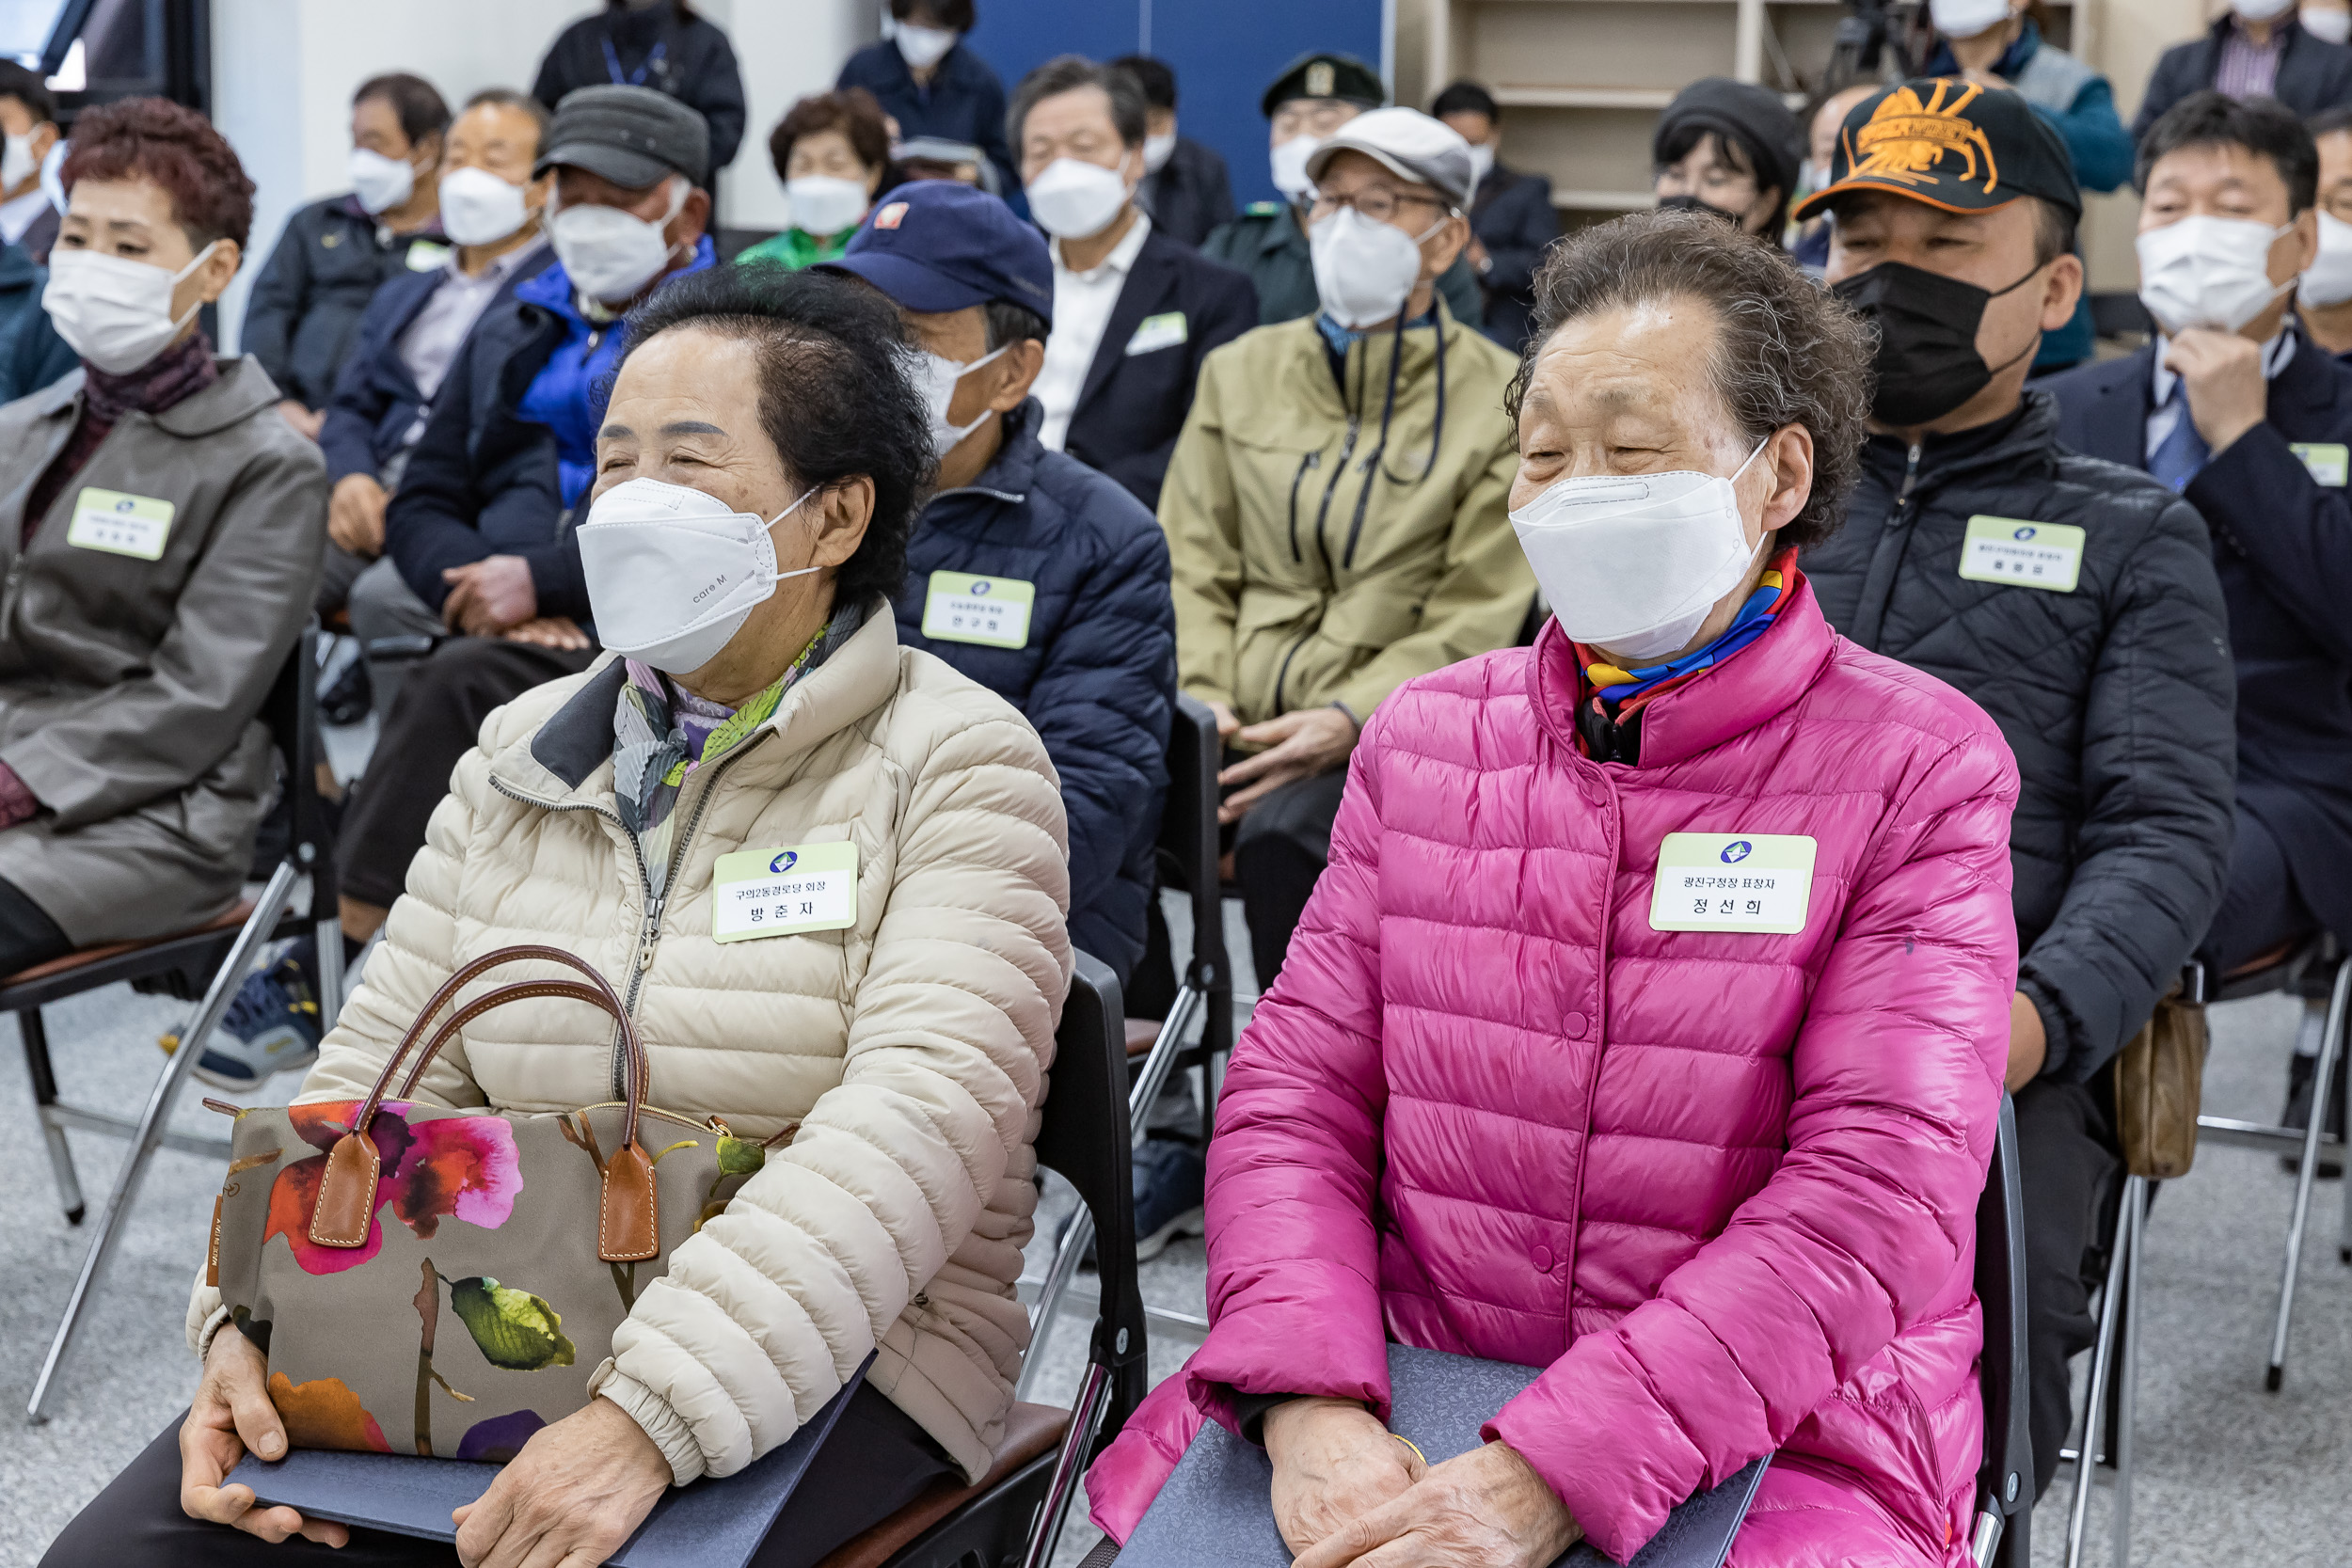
left=207, top=945, right=773, bottom=1461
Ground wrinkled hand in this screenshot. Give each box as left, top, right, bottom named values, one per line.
left=441, top=555, right=537, bottom=637
left=1290, top=1440, right=1581, bottom=1568
left=177, top=1324, right=350, bottom=1547
left=1219, top=706, right=1358, bottom=823
left=452, top=1397, right=670, bottom=1568
left=503, top=615, right=592, bottom=650
left=2166, top=327, right=2269, bottom=457
left=1265, top=1398, right=1424, bottom=1557
left=2006, top=990, right=2047, bottom=1090
left=326, top=472, right=389, bottom=557
left=275, top=400, right=326, bottom=441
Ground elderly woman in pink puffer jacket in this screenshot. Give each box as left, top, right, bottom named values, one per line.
left=1087, top=209, right=2021, bottom=1567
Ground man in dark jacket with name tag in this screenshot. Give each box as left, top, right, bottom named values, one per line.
left=1798, top=79, right=2237, bottom=1500
left=821, top=180, right=1175, bottom=984
left=2043, top=92, right=2352, bottom=1135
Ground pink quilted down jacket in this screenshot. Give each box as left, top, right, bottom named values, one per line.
left=1086, top=583, right=2020, bottom=1565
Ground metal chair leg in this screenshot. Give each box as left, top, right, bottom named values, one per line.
left=2065, top=1175, right=2131, bottom=1568
left=25, top=861, right=301, bottom=1423
left=19, top=1007, right=85, bottom=1224
left=2269, top=957, right=2352, bottom=1391
left=1020, top=1359, right=1113, bottom=1568
left=2110, top=1177, right=2144, bottom=1568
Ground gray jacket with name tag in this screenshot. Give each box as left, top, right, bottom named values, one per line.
left=1803, top=389, right=2236, bottom=1083
left=0, top=355, right=326, bottom=944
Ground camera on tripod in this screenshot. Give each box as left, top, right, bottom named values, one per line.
left=1826, top=0, right=1930, bottom=93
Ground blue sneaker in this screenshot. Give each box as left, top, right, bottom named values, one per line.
left=1130, top=1138, right=1206, bottom=1262
left=194, top=946, right=323, bottom=1090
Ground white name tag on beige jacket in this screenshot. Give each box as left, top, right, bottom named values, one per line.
left=66, top=487, right=176, bottom=561
left=712, top=842, right=857, bottom=942
left=1648, top=832, right=1817, bottom=934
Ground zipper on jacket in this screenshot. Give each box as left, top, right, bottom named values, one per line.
left=1896, top=442, right=1923, bottom=511
left=0, top=556, right=23, bottom=642
left=1286, top=451, right=1320, bottom=562
left=1311, top=415, right=1361, bottom=568
left=1270, top=630, right=1310, bottom=715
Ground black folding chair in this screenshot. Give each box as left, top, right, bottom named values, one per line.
left=1973, top=1093, right=2034, bottom=1568
left=1126, top=692, right=1233, bottom=1119
left=15, top=621, right=344, bottom=1420
left=815, top=952, right=1148, bottom=1568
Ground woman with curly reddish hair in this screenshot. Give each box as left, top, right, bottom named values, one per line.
left=737, top=87, right=893, bottom=272
left=0, top=99, right=324, bottom=979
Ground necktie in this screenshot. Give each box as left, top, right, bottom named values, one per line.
left=2149, top=384, right=2209, bottom=493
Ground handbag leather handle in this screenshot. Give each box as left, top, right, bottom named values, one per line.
left=311, top=946, right=658, bottom=1259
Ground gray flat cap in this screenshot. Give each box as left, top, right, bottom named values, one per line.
left=535, top=85, right=709, bottom=190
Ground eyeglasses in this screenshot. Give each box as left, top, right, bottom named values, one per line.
left=1308, top=186, right=1454, bottom=226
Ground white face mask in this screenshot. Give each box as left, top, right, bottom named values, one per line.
left=1270, top=135, right=1320, bottom=203
left=895, top=23, right=958, bottom=70
left=550, top=185, right=683, bottom=305
left=786, top=174, right=870, bottom=237
left=1509, top=440, right=1769, bottom=662
left=1465, top=142, right=1496, bottom=183
left=914, top=343, right=1008, bottom=458
left=1142, top=132, right=1177, bottom=174
left=438, top=166, right=532, bottom=247
left=2303, top=211, right=2352, bottom=307
left=2136, top=214, right=2296, bottom=335
left=1026, top=154, right=1132, bottom=240
left=2237, top=0, right=2297, bottom=18
left=1309, top=206, right=1434, bottom=330
left=2303, top=5, right=2352, bottom=43
left=578, top=478, right=825, bottom=674
left=43, top=241, right=220, bottom=374
left=348, top=146, right=417, bottom=215
left=1, top=133, right=36, bottom=193
left=1930, top=0, right=2014, bottom=37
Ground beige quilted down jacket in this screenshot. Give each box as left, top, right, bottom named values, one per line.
left=187, top=607, right=1073, bottom=1484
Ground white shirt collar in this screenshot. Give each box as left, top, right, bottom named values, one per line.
left=446, top=231, right=548, bottom=285
left=2153, top=322, right=2296, bottom=407
left=1050, top=208, right=1151, bottom=281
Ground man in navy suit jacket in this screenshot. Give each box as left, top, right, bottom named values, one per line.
left=1010, top=55, right=1258, bottom=513
left=2045, top=94, right=2352, bottom=1130
left=2133, top=8, right=2352, bottom=144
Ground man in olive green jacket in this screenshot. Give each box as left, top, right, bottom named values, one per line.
left=1162, top=107, right=1535, bottom=988
left=0, top=354, right=326, bottom=970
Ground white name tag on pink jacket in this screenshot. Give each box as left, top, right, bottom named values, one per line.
left=711, top=842, right=858, bottom=942
left=1648, top=832, right=1817, bottom=934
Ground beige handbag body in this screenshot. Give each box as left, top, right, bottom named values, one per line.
left=208, top=945, right=771, bottom=1460
left=2112, top=982, right=2208, bottom=1180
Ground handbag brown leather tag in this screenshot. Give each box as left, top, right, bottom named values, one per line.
left=600, top=1141, right=660, bottom=1262
left=309, top=1131, right=382, bottom=1247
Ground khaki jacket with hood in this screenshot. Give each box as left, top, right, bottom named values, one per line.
left=0, top=356, right=326, bottom=944
left=187, top=608, right=1073, bottom=1486
left=1157, top=302, right=1536, bottom=727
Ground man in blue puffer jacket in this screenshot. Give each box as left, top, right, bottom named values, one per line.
left=820, top=180, right=1175, bottom=985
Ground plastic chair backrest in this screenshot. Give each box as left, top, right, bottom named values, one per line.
left=1974, top=1094, right=2031, bottom=1553
left=1031, top=952, right=1151, bottom=1448
left=1160, top=695, right=1224, bottom=974
left=255, top=621, right=339, bottom=911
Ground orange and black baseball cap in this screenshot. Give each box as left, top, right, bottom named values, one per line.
left=1792, top=77, right=2081, bottom=223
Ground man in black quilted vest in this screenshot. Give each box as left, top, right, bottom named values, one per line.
left=1799, top=79, right=2237, bottom=1499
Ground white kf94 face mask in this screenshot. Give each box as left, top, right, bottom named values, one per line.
left=2137, top=214, right=2296, bottom=334
left=43, top=242, right=220, bottom=374
left=438, top=166, right=532, bottom=246
left=578, top=478, right=823, bottom=674
left=912, top=343, right=1009, bottom=458
left=2303, top=210, right=2352, bottom=308
left=1309, top=206, right=1436, bottom=329
left=1508, top=440, right=1768, bottom=662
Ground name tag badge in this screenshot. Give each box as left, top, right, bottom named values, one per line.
left=712, top=843, right=858, bottom=942
left=2291, top=441, right=2350, bottom=486
left=405, top=239, right=452, bottom=272
left=1124, top=310, right=1188, bottom=356
left=1957, top=515, right=2083, bottom=594
left=921, top=571, right=1034, bottom=649
left=1648, top=832, right=1817, bottom=935
left=65, top=487, right=176, bottom=561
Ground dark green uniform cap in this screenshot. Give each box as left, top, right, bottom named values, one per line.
left=1260, top=52, right=1385, bottom=119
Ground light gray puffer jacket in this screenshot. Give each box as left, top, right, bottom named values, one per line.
left=189, top=607, right=1073, bottom=1484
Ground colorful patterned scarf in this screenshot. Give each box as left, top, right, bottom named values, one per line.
left=1575, top=547, right=1802, bottom=720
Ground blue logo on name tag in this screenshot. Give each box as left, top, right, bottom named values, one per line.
left=2012, top=526, right=2036, bottom=541
left=970, top=579, right=992, bottom=595
left=1721, top=840, right=1752, bottom=863
left=770, top=850, right=798, bottom=874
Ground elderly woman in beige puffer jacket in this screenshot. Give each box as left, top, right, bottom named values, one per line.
left=134, top=268, right=1071, bottom=1568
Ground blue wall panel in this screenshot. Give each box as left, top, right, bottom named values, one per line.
left=962, top=0, right=1383, bottom=211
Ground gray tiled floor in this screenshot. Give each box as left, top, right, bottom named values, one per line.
left=6, top=906, right=2350, bottom=1564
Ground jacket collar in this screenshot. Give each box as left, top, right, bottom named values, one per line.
left=25, top=354, right=290, bottom=436
left=936, top=397, right=1041, bottom=505
left=497, top=597, right=904, bottom=805
left=1075, top=225, right=1179, bottom=412
left=1863, top=388, right=2063, bottom=490
left=1532, top=578, right=1839, bottom=770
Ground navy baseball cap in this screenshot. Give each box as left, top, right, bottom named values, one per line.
left=817, top=180, right=1055, bottom=326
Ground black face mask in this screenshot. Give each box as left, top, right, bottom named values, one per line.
left=1656, top=193, right=1744, bottom=226
left=1832, top=261, right=2040, bottom=428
